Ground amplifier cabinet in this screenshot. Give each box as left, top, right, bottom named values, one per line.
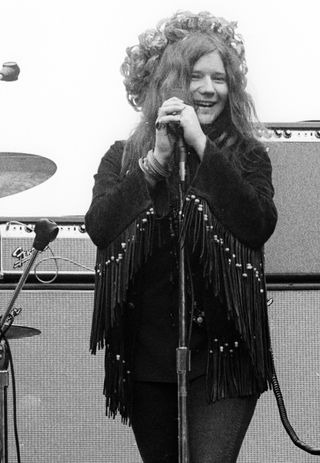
left=0, top=222, right=96, bottom=278
left=263, top=125, right=320, bottom=275
left=0, top=287, right=319, bottom=462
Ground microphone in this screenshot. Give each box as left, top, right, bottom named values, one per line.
left=164, top=87, right=190, bottom=133
left=0, top=62, right=20, bottom=81
left=33, top=219, right=59, bottom=251
left=164, top=87, right=190, bottom=184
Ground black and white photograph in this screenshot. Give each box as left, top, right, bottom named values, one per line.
left=0, top=1, right=319, bottom=462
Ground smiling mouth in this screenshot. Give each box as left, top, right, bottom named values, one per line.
left=194, top=101, right=216, bottom=108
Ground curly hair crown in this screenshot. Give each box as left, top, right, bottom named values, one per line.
left=120, top=11, right=247, bottom=110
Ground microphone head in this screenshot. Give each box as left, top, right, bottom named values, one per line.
left=33, top=219, right=59, bottom=251
left=0, top=62, right=20, bottom=81
left=162, top=87, right=193, bottom=137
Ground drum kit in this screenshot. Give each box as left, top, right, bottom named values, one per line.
left=0, top=147, right=58, bottom=462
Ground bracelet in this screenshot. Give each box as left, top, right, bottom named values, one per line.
left=138, top=150, right=171, bottom=181
left=138, top=156, right=162, bottom=181
left=147, top=150, right=171, bottom=178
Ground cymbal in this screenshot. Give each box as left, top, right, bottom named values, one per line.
left=1, top=325, right=41, bottom=340
left=0, top=152, right=57, bottom=199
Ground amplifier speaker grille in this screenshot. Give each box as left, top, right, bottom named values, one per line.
left=1, top=290, right=140, bottom=463
left=0, top=288, right=318, bottom=462
left=264, top=138, right=320, bottom=274
left=239, top=289, right=320, bottom=462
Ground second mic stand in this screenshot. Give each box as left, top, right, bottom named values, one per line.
left=0, top=341, right=9, bottom=463
left=0, top=218, right=59, bottom=463
left=176, top=136, right=190, bottom=463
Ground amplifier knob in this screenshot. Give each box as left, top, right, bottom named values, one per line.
left=274, top=129, right=282, bottom=138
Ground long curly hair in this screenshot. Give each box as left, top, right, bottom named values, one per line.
left=120, top=11, right=261, bottom=171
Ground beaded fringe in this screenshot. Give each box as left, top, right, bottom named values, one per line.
left=206, top=338, right=265, bottom=402
left=103, top=348, right=133, bottom=423
left=90, top=207, right=156, bottom=354
left=90, top=195, right=272, bottom=421
left=90, top=207, right=156, bottom=423
left=181, top=194, right=273, bottom=392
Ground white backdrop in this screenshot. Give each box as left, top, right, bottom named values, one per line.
left=0, top=0, right=319, bottom=217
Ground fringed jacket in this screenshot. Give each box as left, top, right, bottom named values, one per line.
left=85, top=134, right=277, bottom=423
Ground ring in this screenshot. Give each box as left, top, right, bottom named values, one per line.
left=155, top=121, right=166, bottom=131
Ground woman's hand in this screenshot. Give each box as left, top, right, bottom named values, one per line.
left=154, top=97, right=207, bottom=164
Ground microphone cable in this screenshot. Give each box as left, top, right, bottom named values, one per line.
left=33, top=248, right=94, bottom=284
left=270, top=349, right=320, bottom=455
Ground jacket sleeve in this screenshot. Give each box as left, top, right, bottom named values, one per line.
left=188, top=138, right=277, bottom=249
left=85, top=141, right=154, bottom=248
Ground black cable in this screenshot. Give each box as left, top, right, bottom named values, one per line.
left=271, top=350, right=320, bottom=455
left=262, top=257, right=320, bottom=454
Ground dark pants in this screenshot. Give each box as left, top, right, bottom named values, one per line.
left=131, top=376, right=258, bottom=463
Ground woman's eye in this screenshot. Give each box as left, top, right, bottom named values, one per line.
left=213, top=74, right=226, bottom=82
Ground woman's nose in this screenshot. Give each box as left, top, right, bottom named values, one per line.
left=199, top=76, right=215, bottom=94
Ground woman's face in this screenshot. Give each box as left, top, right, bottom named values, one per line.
left=189, top=50, right=229, bottom=125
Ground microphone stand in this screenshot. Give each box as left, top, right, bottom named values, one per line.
left=176, top=134, right=190, bottom=463
left=0, top=219, right=58, bottom=463
left=0, top=345, right=9, bottom=463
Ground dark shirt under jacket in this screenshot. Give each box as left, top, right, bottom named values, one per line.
left=131, top=236, right=208, bottom=383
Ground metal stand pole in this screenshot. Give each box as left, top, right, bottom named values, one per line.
left=0, top=251, right=39, bottom=334
left=0, top=341, right=9, bottom=463
left=176, top=137, right=190, bottom=463
left=0, top=371, right=9, bottom=463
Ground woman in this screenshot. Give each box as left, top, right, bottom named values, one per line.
left=85, top=11, right=277, bottom=463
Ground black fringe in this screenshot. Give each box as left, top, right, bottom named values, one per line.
left=90, top=207, right=156, bottom=354
left=90, top=195, right=273, bottom=421
left=205, top=338, right=263, bottom=403
left=181, top=194, right=273, bottom=392
left=103, top=344, right=133, bottom=424
left=90, top=207, right=156, bottom=423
